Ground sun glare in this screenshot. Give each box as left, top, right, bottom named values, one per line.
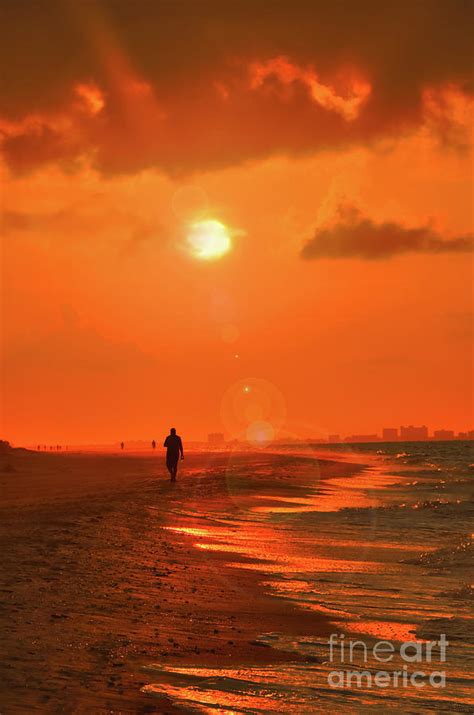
left=187, top=220, right=232, bottom=260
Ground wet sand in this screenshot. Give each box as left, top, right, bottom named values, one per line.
left=0, top=449, right=364, bottom=713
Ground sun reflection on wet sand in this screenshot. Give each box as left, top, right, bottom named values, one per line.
left=141, top=657, right=473, bottom=713
left=249, top=468, right=400, bottom=512
left=146, top=449, right=473, bottom=712
left=143, top=682, right=293, bottom=713
left=225, top=558, right=390, bottom=574
left=141, top=664, right=321, bottom=714
left=334, top=619, right=424, bottom=643
left=162, top=525, right=235, bottom=538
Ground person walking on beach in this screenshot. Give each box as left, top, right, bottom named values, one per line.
left=163, top=428, right=184, bottom=481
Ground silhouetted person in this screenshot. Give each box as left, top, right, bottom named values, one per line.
left=163, top=428, right=183, bottom=481
left=120, top=441, right=124, bottom=450
left=152, top=440, right=156, bottom=450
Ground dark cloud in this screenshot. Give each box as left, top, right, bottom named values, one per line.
left=301, top=205, right=474, bottom=260
left=1, top=125, right=80, bottom=175
left=0, top=0, right=472, bottom=175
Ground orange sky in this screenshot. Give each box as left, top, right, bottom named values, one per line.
left=1, top=1, right=473, bottom=445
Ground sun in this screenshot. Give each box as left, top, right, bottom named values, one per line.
left=186, top=220, right=232, bottom=260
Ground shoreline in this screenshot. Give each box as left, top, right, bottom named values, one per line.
left=0, top=449, right=367, bottom=712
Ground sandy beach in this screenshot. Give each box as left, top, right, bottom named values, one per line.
left=0, top=449, right=363, bottom=713
left=1, top=445, right=472, bottom=713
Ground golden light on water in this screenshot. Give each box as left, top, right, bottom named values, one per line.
left=187, top=219, right=232, bottom=260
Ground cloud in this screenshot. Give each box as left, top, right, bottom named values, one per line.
left=1, top=204, right=162, bottom=252
left=301, top=205, right=474, bottom=260
left=0, top=0, right=472, bottom=175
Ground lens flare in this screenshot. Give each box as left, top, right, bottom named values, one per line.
left=221, top=378, right=286, bottom=440
left=187, top=220, right=231, bottom=260
left=246, top=420, right=275, bottom=446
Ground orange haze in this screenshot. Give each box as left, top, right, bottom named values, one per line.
left=1, top=1, right=473, bottom=444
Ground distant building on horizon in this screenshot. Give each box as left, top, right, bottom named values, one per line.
left=400, top=425, right=428, bottom=441
left=382, top=428, right=398, bottom=441
left=208, top=432, right=225, bottom=446
left=344, top=434, right=379, bottom=443
left=433, top=429, right=455, bottom=440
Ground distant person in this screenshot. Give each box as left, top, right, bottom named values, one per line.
left=120, top=441, right=124, bottom=450
left=152, top=440, right=156, bottom=450
left=163, top=428, right=184, bottom=481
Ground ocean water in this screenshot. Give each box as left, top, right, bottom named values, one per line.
left=142, top=442, right=474, bottom=713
